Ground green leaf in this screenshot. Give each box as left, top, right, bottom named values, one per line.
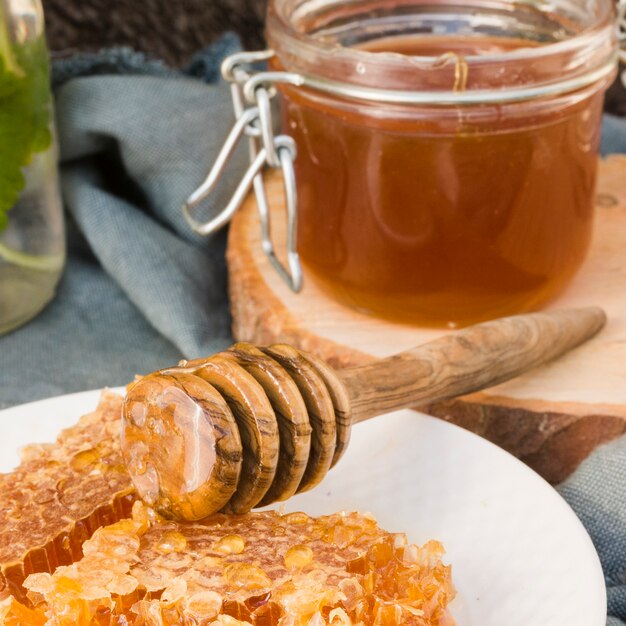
left=0, top=11, right=52, bottom=234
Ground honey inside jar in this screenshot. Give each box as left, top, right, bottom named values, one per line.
left=268, top=0, right=617, bottom=327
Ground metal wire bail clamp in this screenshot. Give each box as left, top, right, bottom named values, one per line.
left=184, top=32, right=623, bottom=293
left=182, top=50, right=303, bottom=293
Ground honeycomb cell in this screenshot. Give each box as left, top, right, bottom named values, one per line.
left=6, top=509, right=454, bottom=625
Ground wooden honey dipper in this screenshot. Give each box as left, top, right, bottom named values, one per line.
left=121, top=307, right=605, bottom=521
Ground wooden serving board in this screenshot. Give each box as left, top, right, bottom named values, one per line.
left=227, top=155, right=626, bottom=483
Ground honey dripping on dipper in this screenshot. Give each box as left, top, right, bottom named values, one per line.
left=121, top=307, right=605, bottom=521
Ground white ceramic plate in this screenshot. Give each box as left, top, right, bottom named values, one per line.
left=0, top=389, right=606, bottom=626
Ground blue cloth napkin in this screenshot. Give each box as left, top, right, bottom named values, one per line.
left=0, top=37, right=244, bottom=405
left=0, top=37, right=625, bottom=624
left=558, top=435, right=626, bottom=626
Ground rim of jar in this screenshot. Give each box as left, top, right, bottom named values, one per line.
left=265, top=0, right=619, bottom=105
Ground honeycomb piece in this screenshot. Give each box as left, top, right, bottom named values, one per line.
left=0, top=391, right=135, bottom=603
left=8, top=506, right=455, bottom=625
left=0, top=595, right=47, bottom=625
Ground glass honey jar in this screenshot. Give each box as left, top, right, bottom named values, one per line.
left=184, top=0, right=622, bottom=328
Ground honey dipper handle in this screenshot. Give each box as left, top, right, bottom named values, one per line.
left=338, top=307, right=606, bottom=424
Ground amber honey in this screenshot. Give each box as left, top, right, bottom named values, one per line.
left=7, top=507, right=456, bottom=625
left=277, top=33, right=608, bottom=326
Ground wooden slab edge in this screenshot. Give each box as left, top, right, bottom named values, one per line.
left=425, top=393, right=626, bottom=483
left=226, top=156, right=626, bottom=482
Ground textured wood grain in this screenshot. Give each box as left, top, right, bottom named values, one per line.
left=189, top=354, right=280, bottom=514
left=122, top=309, right=603, bottom=521
left=227, top=155, right=626, bottom=480
left=262, top=344, right=337, bottom=493
left=122, top=372, right=243, bottom=520
left=299, top=349, right=353, bottom=467
left=227, top=342, right=312, bottom=504
left=340, top=308, right=605, bottom=423
left=425, top=393, right=626, bottom=483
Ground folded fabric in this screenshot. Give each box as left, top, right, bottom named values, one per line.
left=0, top=37, right=624, bottom=625
left=0, top=37, right=243, bottom=407
left=558, top=435, right=626, bottom=625
left=602, top=110, right=626, bottom=155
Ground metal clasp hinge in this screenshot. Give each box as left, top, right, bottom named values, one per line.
left=182, top=50, right=303, bottom=293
